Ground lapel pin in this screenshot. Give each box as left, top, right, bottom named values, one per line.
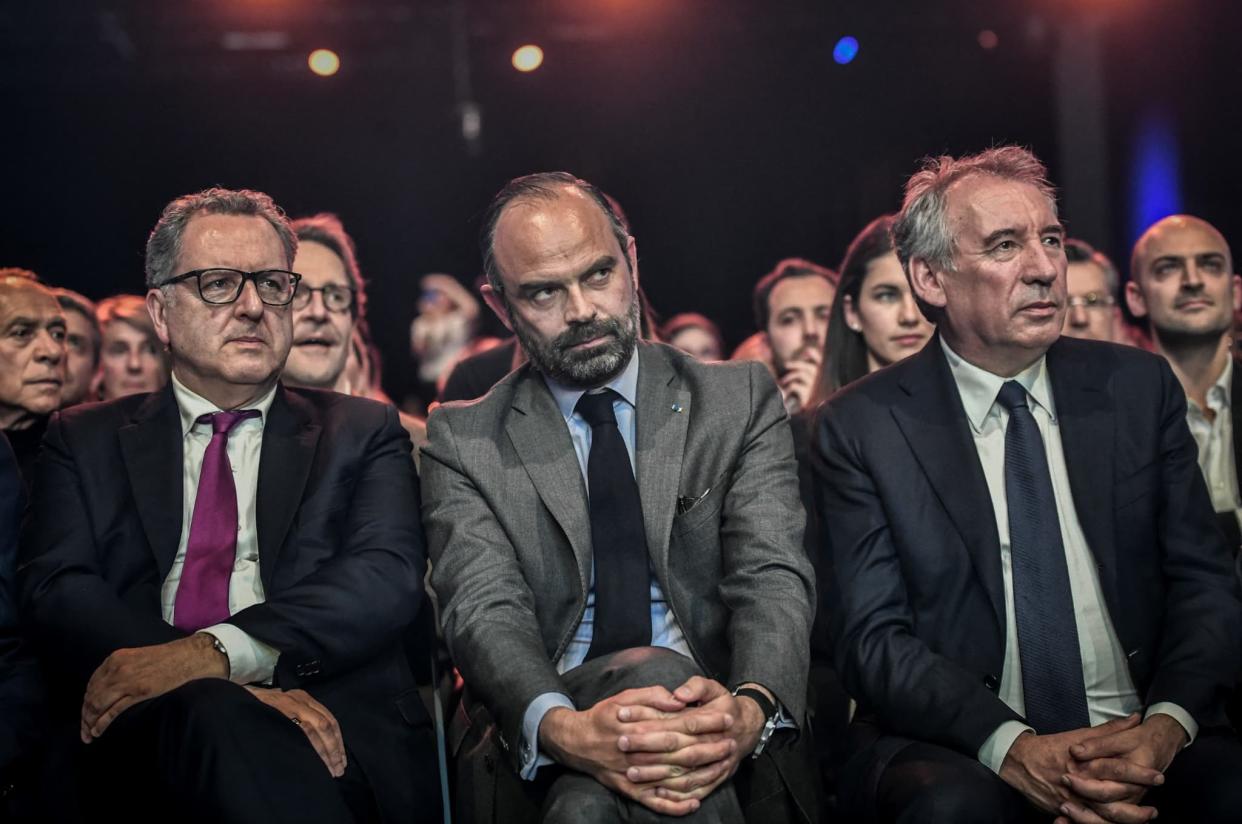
left=671, top=403, right=684, bottom=413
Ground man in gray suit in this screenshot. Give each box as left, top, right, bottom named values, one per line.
left=421, top=172, right=816, bottom=823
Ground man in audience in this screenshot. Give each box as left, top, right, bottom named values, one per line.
left=18, top=187, right=439, bottom=822
left=422, top=172, right=817, bottom=823
left=94, top=294, right=169, bottom=400
left=1061, top=239, right=1125, bottom=344
left=815, top=147, right=1242, bottom=823
left=0, top=273, right=66, bottom=476
left=52, top=288, right=100, bottom=408
left=1125, top=215, right=1242, bottom=554
left=752, top=259, right=836, bottom=414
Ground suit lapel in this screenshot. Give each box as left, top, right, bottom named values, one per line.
left=118, top=388, right=185, bottom=580
left=1047, top=339, right=1118, bottom=612
left=890, top=339, right=1006, bottom=630
left=256, top=387, right=321, bottom=589
left=506, top=370, right=593, bottom=589
left=634, top=344, right=690, bottom=582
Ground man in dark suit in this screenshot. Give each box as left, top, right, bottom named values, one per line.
left=814, top=147, right=1242, bottom=823
left=1125, top=215, right=1242, bottom=555
left=18, top=188, right=438, bottom=823
left=422, top=173, right=817, bottom=823
left=0, top=273, right=67, bottom=478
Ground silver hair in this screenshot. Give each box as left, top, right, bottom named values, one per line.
left=893, top=146, right=1058, bottom=275
left=144, top=187, right=297, bottom=288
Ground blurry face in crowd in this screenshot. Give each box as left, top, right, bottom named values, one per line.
left=844, top=251, right=933, bottom=372
left=285, top=240, right=355, bottom=390
left=766, top=275, right=834, bottom=372
left=1126, top=216, right=1239, bottom=346
left=910, top=174, right=1067, bottom=376
left=1062, top=260, right=1118, bottom=343
left=60, top=309, right=98, bottom=406
left=147, top=213, right=292, bottom=407
left=0, top=283, right=66, bottom=428
left=484, top=188, right=640, bottom=390
left=98, top=320, right=166, bottom=400
left=668, top=325, right=722, bottom=361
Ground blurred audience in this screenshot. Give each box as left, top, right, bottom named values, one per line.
left=751, top=258, right=836, bottom=414
left=94, top=294, right=168, bottom=401
left=1061, top=238, right=1127, bottom=344
left=660, top=312, right=724, bottom=361
left=0, top=274, right=66, bottom=477
left=409, top=273, right=482, bottom=409
left=51, top=289, right=100, bottom=409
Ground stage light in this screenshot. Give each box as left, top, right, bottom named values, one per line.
left=512, top=45, right=544, bottom=72
left=978, top=30, right=999, bottom=50
left=833, top=36, right=859, bottom=65
left=308, top=48, right=340, bottom=77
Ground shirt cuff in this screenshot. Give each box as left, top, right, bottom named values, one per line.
left=1146, top=702, right=1198, bottom=747
left=202, top=623, right=279, bottom=686
left=978, top=720, right=1035, bottom=775
left=519, top=692, right=575, bottom=780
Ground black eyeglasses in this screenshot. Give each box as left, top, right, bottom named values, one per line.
left=163, top=268, right=302, bottom=306
left=291, top=283, right=356, bottom=313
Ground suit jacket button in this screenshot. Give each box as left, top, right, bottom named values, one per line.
left=983, top=674, right=1000, bottom=691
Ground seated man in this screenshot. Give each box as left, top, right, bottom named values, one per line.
left=19, top=187, right=438, bottom=823
left=421, top=172, right=817, bottom=823
left=0, top=273, right=66, bottom=477
left=51, top=288, right=100, bottom=409
left=814, top=146, right=1242, bottom=823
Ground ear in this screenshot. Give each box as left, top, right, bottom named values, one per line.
left=1124, top=280, right=1149, bottom=319
left=1232, top=274, right=1241, bottom=313
left=626, top=235, right=639, bottom=291
left=480, top=283, right=513, bottom=333
left=145, top=288, right=173, bottom=347
left=843, top=294, right=862, bottom=333
left=908, top=258, right=947, bottom=312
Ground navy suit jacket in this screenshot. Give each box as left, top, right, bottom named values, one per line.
left=17, top=385, right=433, bottom=820
left=813, top=335, right=1242, bottom=757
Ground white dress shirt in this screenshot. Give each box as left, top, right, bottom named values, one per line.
left=940, top=341, right=1195, bottom=774
left=161, top=375, right=280, bottom=685
left=1185, top=357, right=1242, bottom=529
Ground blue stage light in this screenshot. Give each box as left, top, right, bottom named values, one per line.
left=833, top=36, right=859, bottom=65
left=1130, top=110, right=1183, bottom=245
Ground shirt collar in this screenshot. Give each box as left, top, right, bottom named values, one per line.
left=940, top=338, right=1055, bottom=433
left=545, top=348, right=640, bottom=424
left=171, top=373, right=278, bottom=437
left=1211, top=356, right=1233, bottom=410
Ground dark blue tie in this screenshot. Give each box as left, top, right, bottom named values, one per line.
left=997, top=380, right=1090, bottom=734
left=576, top=389, right=652, bottom=660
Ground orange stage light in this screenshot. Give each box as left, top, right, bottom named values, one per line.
left=308, top=48, right=340, bottom=77
left=512, top=45, right=544, bottom=73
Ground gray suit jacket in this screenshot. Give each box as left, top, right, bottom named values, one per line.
left=421, top=342, right=815, bottom=770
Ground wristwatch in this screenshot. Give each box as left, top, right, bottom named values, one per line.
left=199, top=632, right=230, bottom=677
left=732, top=686, right=779, bottom=758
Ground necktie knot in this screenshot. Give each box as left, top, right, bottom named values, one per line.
left=576, top=389, right=619, bottom=428
left=997, top=381, right=1029, bottom=413
left=199, top=409, right=261, bottom=436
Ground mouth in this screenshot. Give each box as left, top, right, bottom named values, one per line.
left=1018, top=301, right=1059, bottom=317
left=294, top=336, right=337, bottom=349
left=1176, top=299, right=1213, bottom=310
left=26, top=378, right=63, bottom=390
left=229, top=336, right=267, bottom=346
left=891, top=334, right=926, bottom=347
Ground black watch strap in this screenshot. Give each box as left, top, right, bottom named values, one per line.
left=733, top=686, right=776, bottom=721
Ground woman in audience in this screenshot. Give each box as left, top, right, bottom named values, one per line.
left=811, top=214, right=933, bottom=404
left=660, top=312, right=724, bottom=361
left=93, top=294, right=169, bottom=400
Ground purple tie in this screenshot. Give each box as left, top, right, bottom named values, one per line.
left=173, top=409, right=261, bottom=633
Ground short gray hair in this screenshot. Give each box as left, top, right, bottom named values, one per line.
left=144, top=187, right=297, bottom=288
left=893, top=146, right=1058, bottom=274
left=480, top=172, right=630, bottom=293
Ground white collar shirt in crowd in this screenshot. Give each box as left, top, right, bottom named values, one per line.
left=1184, top=356, right=1242, bottom=528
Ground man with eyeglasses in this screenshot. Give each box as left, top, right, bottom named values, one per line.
left=18, top=188, right=439, bottom=822
left=1061, top=238, right=1126, bottom=345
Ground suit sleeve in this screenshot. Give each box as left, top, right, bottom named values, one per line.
left=420, top=408, right=569, bottom=770
left=227, top=404, right=426, bottom=688
left=1144, top=357, right=1242, bottom=726
left=814, top=401, right=1022, bottom=755
left=718, top=362, right=816, bottom=720
left=18, top=413, right=182, bottom=685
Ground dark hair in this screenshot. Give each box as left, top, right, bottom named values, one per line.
left=145, top=187, right=297, bottom=288
left=659, top=312, right=723, bottom=355
left=812, top=216, right=898, bottom=404
left=290, top=213, right=367, bottom=320
left=53, top=288, right=101, bottom=367
left=480, top=172, right=631, bottom=292
left=751, top=258, right=838, bottom=332
left=1064, top=237, right=1120, bottom=298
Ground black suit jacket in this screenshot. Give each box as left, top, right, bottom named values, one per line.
left=813, top=335, right=1241, bottom=758
left=17, top=385, right=434, bottom=820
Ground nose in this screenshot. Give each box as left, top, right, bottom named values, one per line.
left=804, top=315, right=826, bottom=345
left=898, top=292, right=921, bottom=326
left=303, top=289, right=329, bottom=322
left=1181, top=262, right=1205, bottom=290
left=233, top=277, right=265, bottom=319
left=1023, top=242, right=1060, bottom=287
left=562, top=283, right=596, bottom=325
left=34, top=329, right=64, bottom=364
left=1068, top=304, right=1089, bottom=328
left=125, top=345, right=143, bottom=372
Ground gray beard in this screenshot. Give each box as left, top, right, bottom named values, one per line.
left=510, top=297, right=639, bottom=389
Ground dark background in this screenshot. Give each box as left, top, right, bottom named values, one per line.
left=3, top=0, right=1239, bottom=403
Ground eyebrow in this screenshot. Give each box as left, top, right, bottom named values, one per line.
left=980, top=224, right=1064, bottom=248
left=517, top=255, right=618, bottom=297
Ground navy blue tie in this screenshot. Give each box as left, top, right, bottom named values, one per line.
left=997, top=380, right=1090, bottom=734
left=576, top=389, right=652, bottom=660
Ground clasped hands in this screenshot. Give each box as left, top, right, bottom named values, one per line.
left=80, top=635, right=347, bottom=777
left=1000, top=713, right=1187, bottom=824
left=539, top=676, right=768, bottom=817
